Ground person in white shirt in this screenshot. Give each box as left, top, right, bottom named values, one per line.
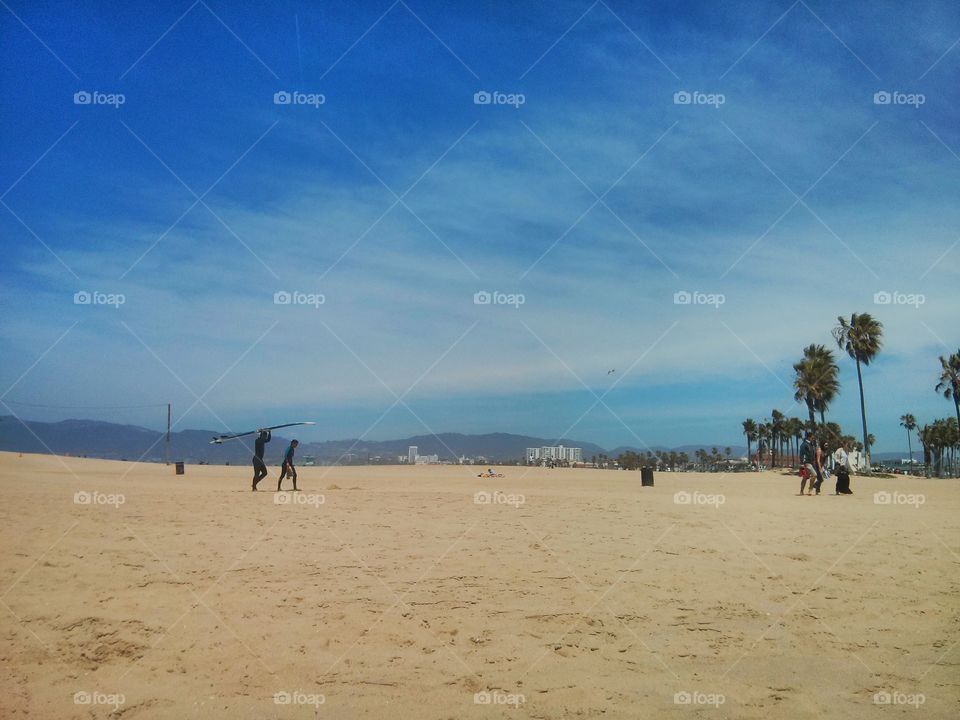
left=833, top=441, right=853, bottom=494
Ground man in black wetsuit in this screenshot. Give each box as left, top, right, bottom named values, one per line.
left=251, top=429, right=271, bottom=491
left=278, top=439, right=299, bottom=491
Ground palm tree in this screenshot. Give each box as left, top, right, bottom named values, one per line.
left=792, top=345, right=839, bottom=432
left=805, top=344, right=840, bottom=424
left=696, top=448, right=708, bottom=471
left=793, top=358, right=819, bottom=429
left=770, top=410, right=785, bottom=467
left=757, top=423, right=769, bottom=468
left=900, top=413, right=917, bottom=472
left=920, top=420, right=955, bottom=477
left=742, top=419, right=756, bottom=466
left=789, top=417, right=805, bottom=466
left=833, top=313, right=883, bottom=471
left=946, top=417, right=960, bottom=477
left=936, top=349, right=960, bottom=431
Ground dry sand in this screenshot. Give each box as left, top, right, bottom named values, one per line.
left=0, top=451, right=957, bottom=719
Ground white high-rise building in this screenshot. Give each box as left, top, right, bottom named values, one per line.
left=526, top=445, right=582, bottom=464
left=408, top=446, right=418, bottom=464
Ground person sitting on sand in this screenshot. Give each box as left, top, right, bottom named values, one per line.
left=799, top=432, right=817, bottom=495
left=278, top=439, right=299, bottom=491
left=251, top=428, right=271, bottom=491
left=833, top=441, right=853, bottom=494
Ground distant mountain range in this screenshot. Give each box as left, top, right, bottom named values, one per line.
left=0, top=416, right=755, bottom=464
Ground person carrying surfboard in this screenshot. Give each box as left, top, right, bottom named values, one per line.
left=278, top=439, right=299, bottom=491
left=251, top=429, right=271, bottom=491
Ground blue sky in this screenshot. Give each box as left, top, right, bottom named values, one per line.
left=1, top=0, right=958, bottom=452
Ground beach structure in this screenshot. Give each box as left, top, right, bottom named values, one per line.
left=526, top=445, right=583, bottom=464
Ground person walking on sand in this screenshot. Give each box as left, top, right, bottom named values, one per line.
left=798, top=431, right=817, bottom=495
left=251, top=428, right=271, bottom=491
left=813, top=440, right=826, bottom=495
left=278, top=439, right=299, bottom=491
left=833, top=440, right=853, bottom=494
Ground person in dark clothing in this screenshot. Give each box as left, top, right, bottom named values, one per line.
left=251, top=429, right=271, bottom=491
left=278, top=439, right=299, bottom=491
left=813, top=441, right=825, bottom=495
left=798, top=431, right=817, bottom=496
left=833, top=441, right=853, bottom=494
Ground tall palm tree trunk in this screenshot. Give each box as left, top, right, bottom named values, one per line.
left=855, top=357, right=870, bottom=471
left=906, top=430, right=913, bottom=472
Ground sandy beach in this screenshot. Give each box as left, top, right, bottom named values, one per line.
left=0, top=452, right=957, bottom=719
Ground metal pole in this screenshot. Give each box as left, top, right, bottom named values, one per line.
left=166, top=403, right=171, bottom=465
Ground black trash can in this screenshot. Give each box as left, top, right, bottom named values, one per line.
left=175, top=461, right=185, bottom=475
left=641, top=467, right=654, bottom=487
